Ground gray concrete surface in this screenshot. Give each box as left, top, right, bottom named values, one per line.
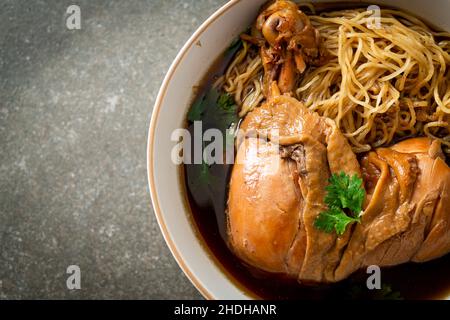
left=0, top=0, right=228, bottom=299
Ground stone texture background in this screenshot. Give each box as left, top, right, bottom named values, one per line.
left=0, top=0, right=228, bottom=299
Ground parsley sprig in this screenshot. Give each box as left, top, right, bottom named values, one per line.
left=314, top=172, right=365, bottom=235
left=347, top=283, right=403, bottom=300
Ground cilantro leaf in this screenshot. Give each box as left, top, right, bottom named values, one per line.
left=186, top=97, right=206, bottom=122
left=185, top=88, right=238, bottom=203
left=347, top=283, right=403, bottom=300
left=215, top=93, right=238, bottom=128
left=190, top=159, right=219, bottom=193
left=314, top=207, right=360, bottom=236
left=325, top=172, right=365, bottom=214
left=218, top=92, right=235, bottom=110
left=187, top=88, right=220, bottom=122
left=373, top=283, right=403, bottom=300
left=209, top=92, right=238, bottom=151
left=315, top=171, right=365, bottom=235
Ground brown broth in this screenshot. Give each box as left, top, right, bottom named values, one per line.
left=183, top=2, right=450, bottom=300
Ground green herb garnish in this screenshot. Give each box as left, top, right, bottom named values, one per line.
left=218, top=92, right=235, bottom=111
left=186, top=88, right=238, bottom=195
left=347, top=283, right=403, bottom=300
left=186, top=96, right=208, bottom=122
left=373, top=283, right=403, bottom=300
left=187, top=90, right=237, bottom=128
left=314, top=172, right=365, bottom=235
left=325, top=172, right=365, bottom=214
left=314, top=207, right=360, bottom=235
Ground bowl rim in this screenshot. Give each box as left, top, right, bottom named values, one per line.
left=147, top=0, right=242, bottom=300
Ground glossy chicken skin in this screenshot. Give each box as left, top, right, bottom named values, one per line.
left=335, top=137, right=450, bottom=280
left=228, top=91, right=361, bottom=282
left=227, top=93, right=450, bottom=283
left=228, top=137, right=303, bottom=273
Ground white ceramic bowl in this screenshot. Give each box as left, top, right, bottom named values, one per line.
left=147, top=0, right=450, bottom=299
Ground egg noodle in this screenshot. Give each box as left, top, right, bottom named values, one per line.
left=216, top=5, right=450, bottom=155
